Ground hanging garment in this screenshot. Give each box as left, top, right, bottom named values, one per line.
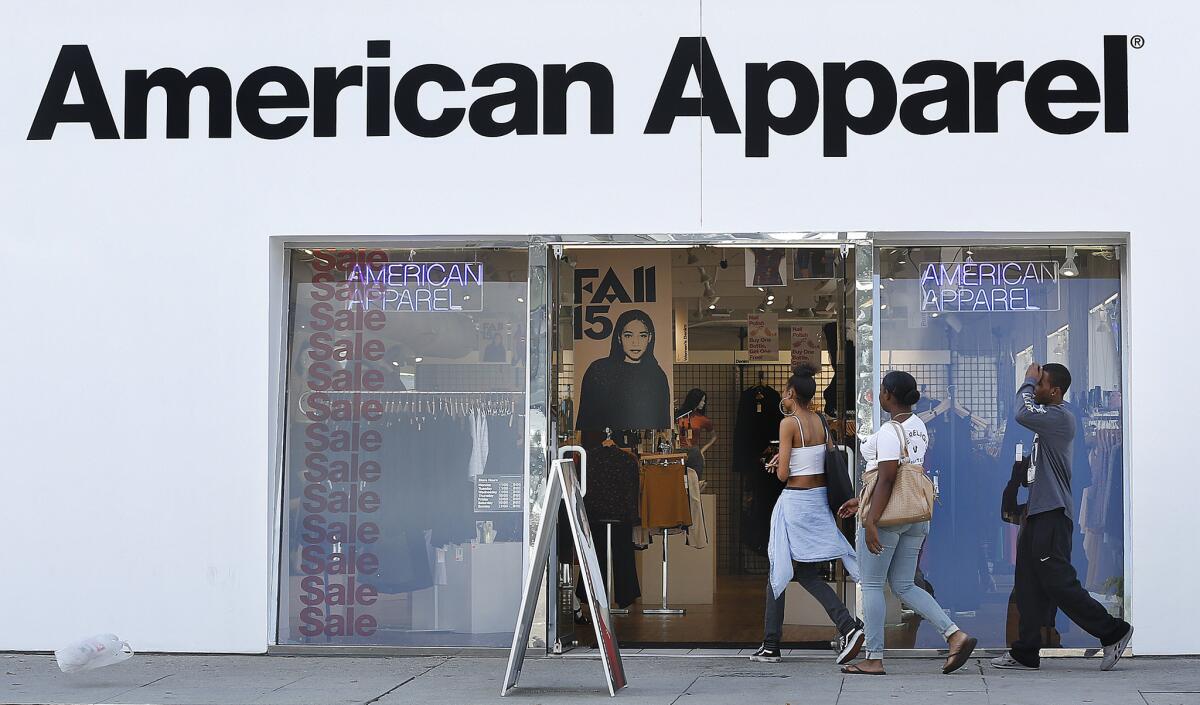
left=639, top=461, right=692, bottom=530
left=683, top=468, right=709, bottom=549
left=732, top=385, right=782, bottom=473
left=467, top=410, right=489, bottom=477
left=575, top=519, right=641, bottom=609
left=822, top=324, right=856, bottom=417
left=584, top=445, right=641, bottom=523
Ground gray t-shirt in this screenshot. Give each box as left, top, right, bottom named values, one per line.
left=1016, top=377, right=1075, bottom=522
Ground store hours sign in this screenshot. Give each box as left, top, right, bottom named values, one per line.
left=920, top=261, right=1061, bottom=313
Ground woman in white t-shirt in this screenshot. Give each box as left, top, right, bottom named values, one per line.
left=836, top=371, right=977, bottom=676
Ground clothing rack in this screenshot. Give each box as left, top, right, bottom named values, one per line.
left=299, top=390, right=523, bottom=421
left=640, top=453, right=689, bottom=616
left=313, top=390, right=523, bottom=395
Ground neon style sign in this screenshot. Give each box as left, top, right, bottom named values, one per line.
left=345, top=262, right=484, bottom=312
left=920, top=261, right=1060, bottom=313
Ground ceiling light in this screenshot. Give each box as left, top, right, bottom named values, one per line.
left=897, top=249, right=908, bottom=265
left=1061, top=246, right=1079, bottom=277
left=757, top=287, right=765, bottom=292
left=414, top=357, right=423, bottom=363
left=756, top=300, right=767, bottom=313
left=708, top=302, right=717, bottom=310
left=880, top=304, right=888, bottom=310
left=785, top=296, right=795, bottom=313
left=463, top=294, right=471, bottom=300
left=391, top=361, right=399, bottom=366
left=517, top=297, right=525, bottom=303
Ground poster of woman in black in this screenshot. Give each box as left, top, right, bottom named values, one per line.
left=576, top=309, right=671, bottom=431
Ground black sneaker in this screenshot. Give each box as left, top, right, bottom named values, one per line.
left=749, top=645, right=782, bottom=663
left=836, top=620, right=866, bottom=665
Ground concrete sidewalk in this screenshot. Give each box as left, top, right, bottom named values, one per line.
left=4, top=651, right=1199, bottom=705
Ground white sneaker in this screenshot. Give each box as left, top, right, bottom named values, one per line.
left=1101, top=626, right=1133, bottom=671
left=991, top=652, right=1038, bottom=670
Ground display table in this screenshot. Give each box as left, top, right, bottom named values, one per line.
left=412, top=541, right=523, bottom=633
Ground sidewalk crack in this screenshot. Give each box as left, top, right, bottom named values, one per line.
left=139, top=674, right=173, bottom=688
left=98, top=673, right=173, bottom=703
left=668, top=674, right=702, bottom=705
left=364, top=658, right=449, bottom=705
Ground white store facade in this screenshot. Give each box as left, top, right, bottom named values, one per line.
left=2, top=1, right=1198, bottom=657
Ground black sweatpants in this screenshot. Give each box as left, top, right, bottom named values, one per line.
left=1010, top=509, right=1129, bottom=666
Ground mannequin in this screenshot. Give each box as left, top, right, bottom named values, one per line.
left=676, top=388, right=716, bottom=476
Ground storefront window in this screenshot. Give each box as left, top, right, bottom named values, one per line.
left=278, top=247, right=529, bottom=647
left=876, top=244, right=1125, bottom=650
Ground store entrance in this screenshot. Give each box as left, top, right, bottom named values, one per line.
left=549, top=243, right=857, bottom=650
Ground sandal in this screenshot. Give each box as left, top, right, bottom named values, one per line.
left=841, top=663, right=886, bottom=676
left=942, top=636, right=979, bottom=674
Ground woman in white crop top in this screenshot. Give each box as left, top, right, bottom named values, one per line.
left=750, top=365, right=864, bottom=665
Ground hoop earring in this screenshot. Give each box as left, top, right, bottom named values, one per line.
left=779, top=399, right=790, bottom=416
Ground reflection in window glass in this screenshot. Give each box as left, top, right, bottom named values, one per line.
left=878, top=245, right=1124, bottom=649
left=278, top=247, right=529, bottom=647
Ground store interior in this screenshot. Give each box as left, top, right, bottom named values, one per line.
left=553, top=244, right=858, bottom=649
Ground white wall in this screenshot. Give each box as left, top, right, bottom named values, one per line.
left=1, top=1, right=1196, bottom=654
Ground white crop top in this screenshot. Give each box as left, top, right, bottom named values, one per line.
left=786, top=415, right=826, bottom=476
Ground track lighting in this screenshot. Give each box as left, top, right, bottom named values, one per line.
left=785, top=297, right=795, bottom=313
left=1061, top=246, right=1079, bottom=277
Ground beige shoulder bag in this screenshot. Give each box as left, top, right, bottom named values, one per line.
left=858, top=421, right=937, bottom=527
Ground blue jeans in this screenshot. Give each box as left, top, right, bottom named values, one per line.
left=858, top=521, right=959, bottom=659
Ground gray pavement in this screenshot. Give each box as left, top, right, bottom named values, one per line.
left=4, top=651, right=1199, bottom=705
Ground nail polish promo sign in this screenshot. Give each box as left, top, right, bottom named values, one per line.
left=920, top=261, right=1061, bottom=313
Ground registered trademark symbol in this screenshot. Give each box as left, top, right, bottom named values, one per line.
left=1131, top=35, right=1145, bottom=49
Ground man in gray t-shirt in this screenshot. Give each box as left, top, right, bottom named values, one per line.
left=1019, top=367, right=1077, bottom=523
left=993, top=363, right=1132, bottom=672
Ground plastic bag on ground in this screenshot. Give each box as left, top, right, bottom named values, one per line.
left=55, top=634, right=134, bottom=673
